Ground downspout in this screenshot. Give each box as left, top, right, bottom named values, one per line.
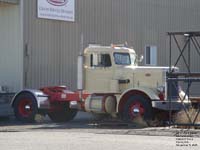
left=20, top=0, right=24, bottom=90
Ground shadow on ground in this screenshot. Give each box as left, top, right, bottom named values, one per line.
left=0, top=112, right=143, bottom=132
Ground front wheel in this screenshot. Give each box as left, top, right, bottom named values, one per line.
left=48, top=102, right=77, bottom=123
left=123, top=95, right=153, bottom=122
left=13, top=92, right=38, bottom=123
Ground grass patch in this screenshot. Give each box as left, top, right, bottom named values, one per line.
left=174, top=108, right=200, bottom=129
left=131, top=116, right=149, bottom=128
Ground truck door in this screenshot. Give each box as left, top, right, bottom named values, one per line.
left=85, top=53, right=113, bottom=93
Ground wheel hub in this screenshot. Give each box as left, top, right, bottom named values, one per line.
left=25, top=105, right=31, bottom=110
left=18, top=99, right=33, bottom=117
left=133, top=107, right=140, bottom=114
left=129, top=102, right=144, bottom=119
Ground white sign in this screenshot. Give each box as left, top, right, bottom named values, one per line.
left=37, top=0, right=75, bottom=22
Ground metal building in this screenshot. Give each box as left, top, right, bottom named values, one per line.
left=0, top=0, right=200, bottom=93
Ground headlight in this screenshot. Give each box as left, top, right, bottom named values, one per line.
left=157, top=86, right=165, bottom=101
left=157, top=86, right=165, bottom=93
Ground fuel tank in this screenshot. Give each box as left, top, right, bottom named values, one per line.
left=84, top=95, right=116, bottom=114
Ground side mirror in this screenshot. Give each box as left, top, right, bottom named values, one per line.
left=139, top=55, right=144, bottom=62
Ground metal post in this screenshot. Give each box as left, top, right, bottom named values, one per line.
left=169, top=34, right=172, bottom=126
left=169, top=34, right=172, bottom=72
left=188, top=36, right=191, bottom=73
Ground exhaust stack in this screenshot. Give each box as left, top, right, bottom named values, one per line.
left=77, top=55, right=83, bottom=90
left=77, top=34, right=84, bottom=90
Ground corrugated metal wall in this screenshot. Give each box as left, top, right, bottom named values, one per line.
left=0, top=3, right=23, bottom=92
left=24, top=0, right=200, bottom=91
left=0, top=0, right=18, bottom=4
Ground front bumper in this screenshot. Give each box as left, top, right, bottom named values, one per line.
left=152, top=100, right=191, bottom=111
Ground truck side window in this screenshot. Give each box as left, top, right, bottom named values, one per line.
left=90, top=54, right=111, bottom=67
left=90, top=54, right=93, bottom=67
left=101, top=54, right=111, bottom=67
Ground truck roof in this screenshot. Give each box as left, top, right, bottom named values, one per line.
left=84, top=45, right=136, bottom=54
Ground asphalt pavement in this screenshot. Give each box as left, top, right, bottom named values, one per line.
left=0, top=112, right=200, bottom=150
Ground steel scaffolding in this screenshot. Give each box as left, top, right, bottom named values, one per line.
left=167, top=32, right=200, bottom=127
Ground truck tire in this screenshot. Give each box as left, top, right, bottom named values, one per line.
left=48, top=102, right=77, bottom=123
left=13, top=92, right=38, bottom=123
left=123, top=95, right=153, bottom=122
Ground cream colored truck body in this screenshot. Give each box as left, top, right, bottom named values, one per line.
left=84, top=46, right=165, bottom=92
left=77, top=45, right=186, bottom=115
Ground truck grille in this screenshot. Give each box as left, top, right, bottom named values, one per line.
left=167, top=80, right=179, bottom=100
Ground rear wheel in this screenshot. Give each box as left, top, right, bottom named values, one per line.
left=48, top=102, right=77, bottom=123
left=13, top=93, right=38, bottom=123
left=123, top=95, right=153, bottom=122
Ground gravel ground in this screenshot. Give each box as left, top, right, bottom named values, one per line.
left=0, top=112, right=200, bottom=136
left=0, top=112, right=200, bottom=150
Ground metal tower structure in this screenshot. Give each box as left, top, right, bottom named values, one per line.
left=167, top=32, right=200, bottom=127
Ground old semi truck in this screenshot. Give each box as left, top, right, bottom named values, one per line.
left=7, top=44, right=189, bottom=123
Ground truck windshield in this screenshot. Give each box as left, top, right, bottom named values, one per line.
left=114, top=53, right=136, bottom=65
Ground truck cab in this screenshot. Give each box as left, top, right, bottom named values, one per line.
left=83, top=45, right=166, bottom=97
left=84, top=45, right=137, bottom=93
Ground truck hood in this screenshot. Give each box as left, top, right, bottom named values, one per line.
left=114, top=65, right=179, bottom=76
left=125, top=66, right=169, bottom=71
left=120, top=65, right=179, bottom=73
left=125, top=66, right=171, bottom=71
left=114, top=65, right=178, bottom=89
